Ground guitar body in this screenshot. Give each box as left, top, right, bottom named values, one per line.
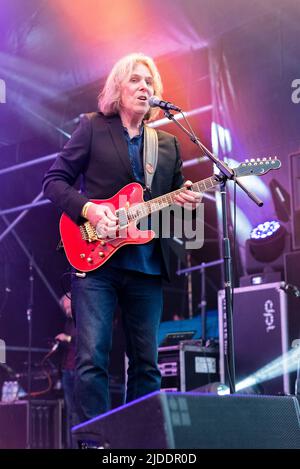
left=60, top=183, right=155, bottom=272
left=59, top=157, right=281, bottom=273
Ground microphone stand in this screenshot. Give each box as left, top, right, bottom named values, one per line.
left=164, top=109, right=263, bottom=393
left=292, top=340, right=300, bottom=400
left=26, top=257, right=34, bottom=449
left=200, top=262, right=207, bottom=344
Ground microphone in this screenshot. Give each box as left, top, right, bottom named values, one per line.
left=149, top=96, right=181, bottom=112
left=50, top=340, right=60, bottom=353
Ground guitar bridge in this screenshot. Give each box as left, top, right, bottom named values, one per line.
left=80, top=222, right=98, bottom=242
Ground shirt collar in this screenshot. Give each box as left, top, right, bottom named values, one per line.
left=123, top=125, right=144, bottom=139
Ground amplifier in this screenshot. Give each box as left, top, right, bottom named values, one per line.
left=158, top=340, right=219, bottom=392
left=218, top=282, right=297, bottom=395
left=289, top=151, right=300, bottom=249
left=0, top=399, right=63, bottom=449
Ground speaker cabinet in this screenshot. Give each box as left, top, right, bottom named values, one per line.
left=0, top=400, right=63, bottom=449
left=284, top=251, right=300, bottom=341
left=218, top=282, right=297, bottom=395
left=289, top=151, right=300, bottom=250
left=72, top=391, right=300, bottom=449
left=158, top=341, right=219, bottom=392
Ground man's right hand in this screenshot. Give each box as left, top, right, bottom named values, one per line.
left=55, top=333, right=72, bottom=343
left=86, top=203, right=119, bottom=238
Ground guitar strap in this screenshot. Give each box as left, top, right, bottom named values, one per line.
left=143, top=125, right=158, bottom=192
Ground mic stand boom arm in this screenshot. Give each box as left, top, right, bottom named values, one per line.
left=164, top=110, right=263, bottom=393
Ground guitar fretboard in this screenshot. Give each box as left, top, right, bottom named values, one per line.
left=127, top=175, right=219, bottom=222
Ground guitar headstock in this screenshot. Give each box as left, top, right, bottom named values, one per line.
left=234, top=157, right=281, bottom=178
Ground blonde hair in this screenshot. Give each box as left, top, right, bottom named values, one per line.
left=98, top=53, right=163, bottom=121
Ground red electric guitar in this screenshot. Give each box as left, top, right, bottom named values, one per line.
left=60, top=157, right=281, bottom=272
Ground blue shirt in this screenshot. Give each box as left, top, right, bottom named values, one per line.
left=108, top=126, right=161, bottom=275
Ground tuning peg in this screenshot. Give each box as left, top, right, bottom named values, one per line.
left=262, top=157, right=267, bottom=161
left=245, top=159, right=249, bottom=163
left=256, top=158, right=261, bottom=162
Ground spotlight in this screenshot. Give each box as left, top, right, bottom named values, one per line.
left=241, top=220, right=291, bottom=286
left=250, top=220, right=281, bottom=240
left=269, top=178, right=291, bottom=223
left=248, top=221, right=286, bottom=263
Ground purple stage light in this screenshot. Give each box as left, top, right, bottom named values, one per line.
left=250, top=220, right=280, bottom=240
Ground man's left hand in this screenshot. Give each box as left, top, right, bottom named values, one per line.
left=174, top=180, right=202, bottom=210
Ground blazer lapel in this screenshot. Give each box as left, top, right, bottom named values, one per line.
left=105, top=115, right=134, bottom=180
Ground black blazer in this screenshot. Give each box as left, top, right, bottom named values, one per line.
left=43, top=112, right=185, bottom=280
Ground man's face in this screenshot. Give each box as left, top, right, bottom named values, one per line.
left=119, top=62, right=154, bottom=119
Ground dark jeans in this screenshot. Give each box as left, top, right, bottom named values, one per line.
left=72, top=265, right=163, bottom=423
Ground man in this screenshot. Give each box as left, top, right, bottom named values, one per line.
left=43, top=53, right=201, bottom=423
left=55, top=293, right=77, bottom=447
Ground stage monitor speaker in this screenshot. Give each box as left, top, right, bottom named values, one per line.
left=72, top=391, right=300, bottom=449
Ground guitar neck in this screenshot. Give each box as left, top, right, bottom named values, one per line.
left=127, top=175, right=219, bottom=222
